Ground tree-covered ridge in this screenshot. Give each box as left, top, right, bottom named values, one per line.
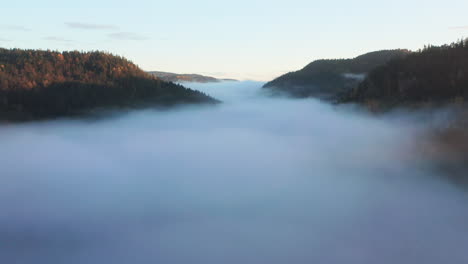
left=0, top=49, right=217, bottom=121
left=340, top=39, right=468, bottom=108
left=263, top=50, right=410, bottom=98
left=0, top=49, right=148, bottom=90
left=149, top=71, right=220, bottom=83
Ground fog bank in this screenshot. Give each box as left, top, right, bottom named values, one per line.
left=1, top=81, right=467, bottom=264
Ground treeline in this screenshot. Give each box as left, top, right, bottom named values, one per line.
left=263, top=50, right=409, bottom=98
left=148, top=71, right=221, bottom=83
left=0, top=49, right=217, bottom=121
left=340, top=39, right=468, bottom=109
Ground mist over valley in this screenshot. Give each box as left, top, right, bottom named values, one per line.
left=1, top=81, right=467, bottom=264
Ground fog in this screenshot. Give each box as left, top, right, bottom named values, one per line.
left=1, top=81, right=467, bottom=264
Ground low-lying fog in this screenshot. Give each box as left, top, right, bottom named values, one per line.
left=1, top=81, right=467, bottom=264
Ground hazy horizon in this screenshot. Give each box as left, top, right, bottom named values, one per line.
left=2, top=0, right=468, bottom=80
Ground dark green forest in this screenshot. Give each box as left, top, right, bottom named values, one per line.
left=340, top=39, right=468, bottom=109
left=0, top=49, right=217, bottom=121
left=263, top=50, right=409, bottom=98
left=336, top=39, right=468, bottom=178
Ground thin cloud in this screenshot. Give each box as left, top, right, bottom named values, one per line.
left=108, top=32, right=148, bottom=40
left=66, top=22, right=119, bottom=30
left=449, top=26, right=468, bottom=30
left=0, top=38, right=12, bottom=42
left=43, top=36, right=73, bottom=43
left=0, top=25, right=31, bottom=31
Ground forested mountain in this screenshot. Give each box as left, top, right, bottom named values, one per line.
left=0, top=49, right=217, bottom=121
left=339, top=39, right=468, bottom=109
left=148, top=71, right=237, bottom=83
left=335, top=40, right=468, bottom=180
left=263, top=50, right=409, bottom=98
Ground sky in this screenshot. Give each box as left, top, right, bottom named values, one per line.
left=1, top=0, right=468, bottom=81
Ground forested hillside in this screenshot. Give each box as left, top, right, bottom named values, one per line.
left=149, top=71, right=221, bottom=83
left=340, top=39, right=468, bottom=108
left=263, top=50, right=409, bottom=98
left=0, top=49, right=217, bottom=121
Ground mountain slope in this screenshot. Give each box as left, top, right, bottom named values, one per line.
left=148, top=71, right=236, bottom=83
left=338, top=40, right=468, bottom=182
left=339, top=40, right=468, bottom=108
left=0, top=49, right=217, bottom=121
left=263, top=50, right=409, bottom=98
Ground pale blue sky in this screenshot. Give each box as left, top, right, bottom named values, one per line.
left=1, top=0, right=468, bottom=80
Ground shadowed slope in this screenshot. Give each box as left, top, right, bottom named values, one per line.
left=0, top=49, right=218, bottom=121
left=263, top=50, right=409, bottom=99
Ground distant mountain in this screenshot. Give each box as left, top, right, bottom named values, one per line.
left=148, top=71, right=237, bottom=83
left=0, top=49, right=218, bottom=121
left=263, top=50, right=410, bottom=99
left=339, top=39, right=468, bottom=110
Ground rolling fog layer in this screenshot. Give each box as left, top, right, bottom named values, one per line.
left=1, top=81, right=468, bottom=264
